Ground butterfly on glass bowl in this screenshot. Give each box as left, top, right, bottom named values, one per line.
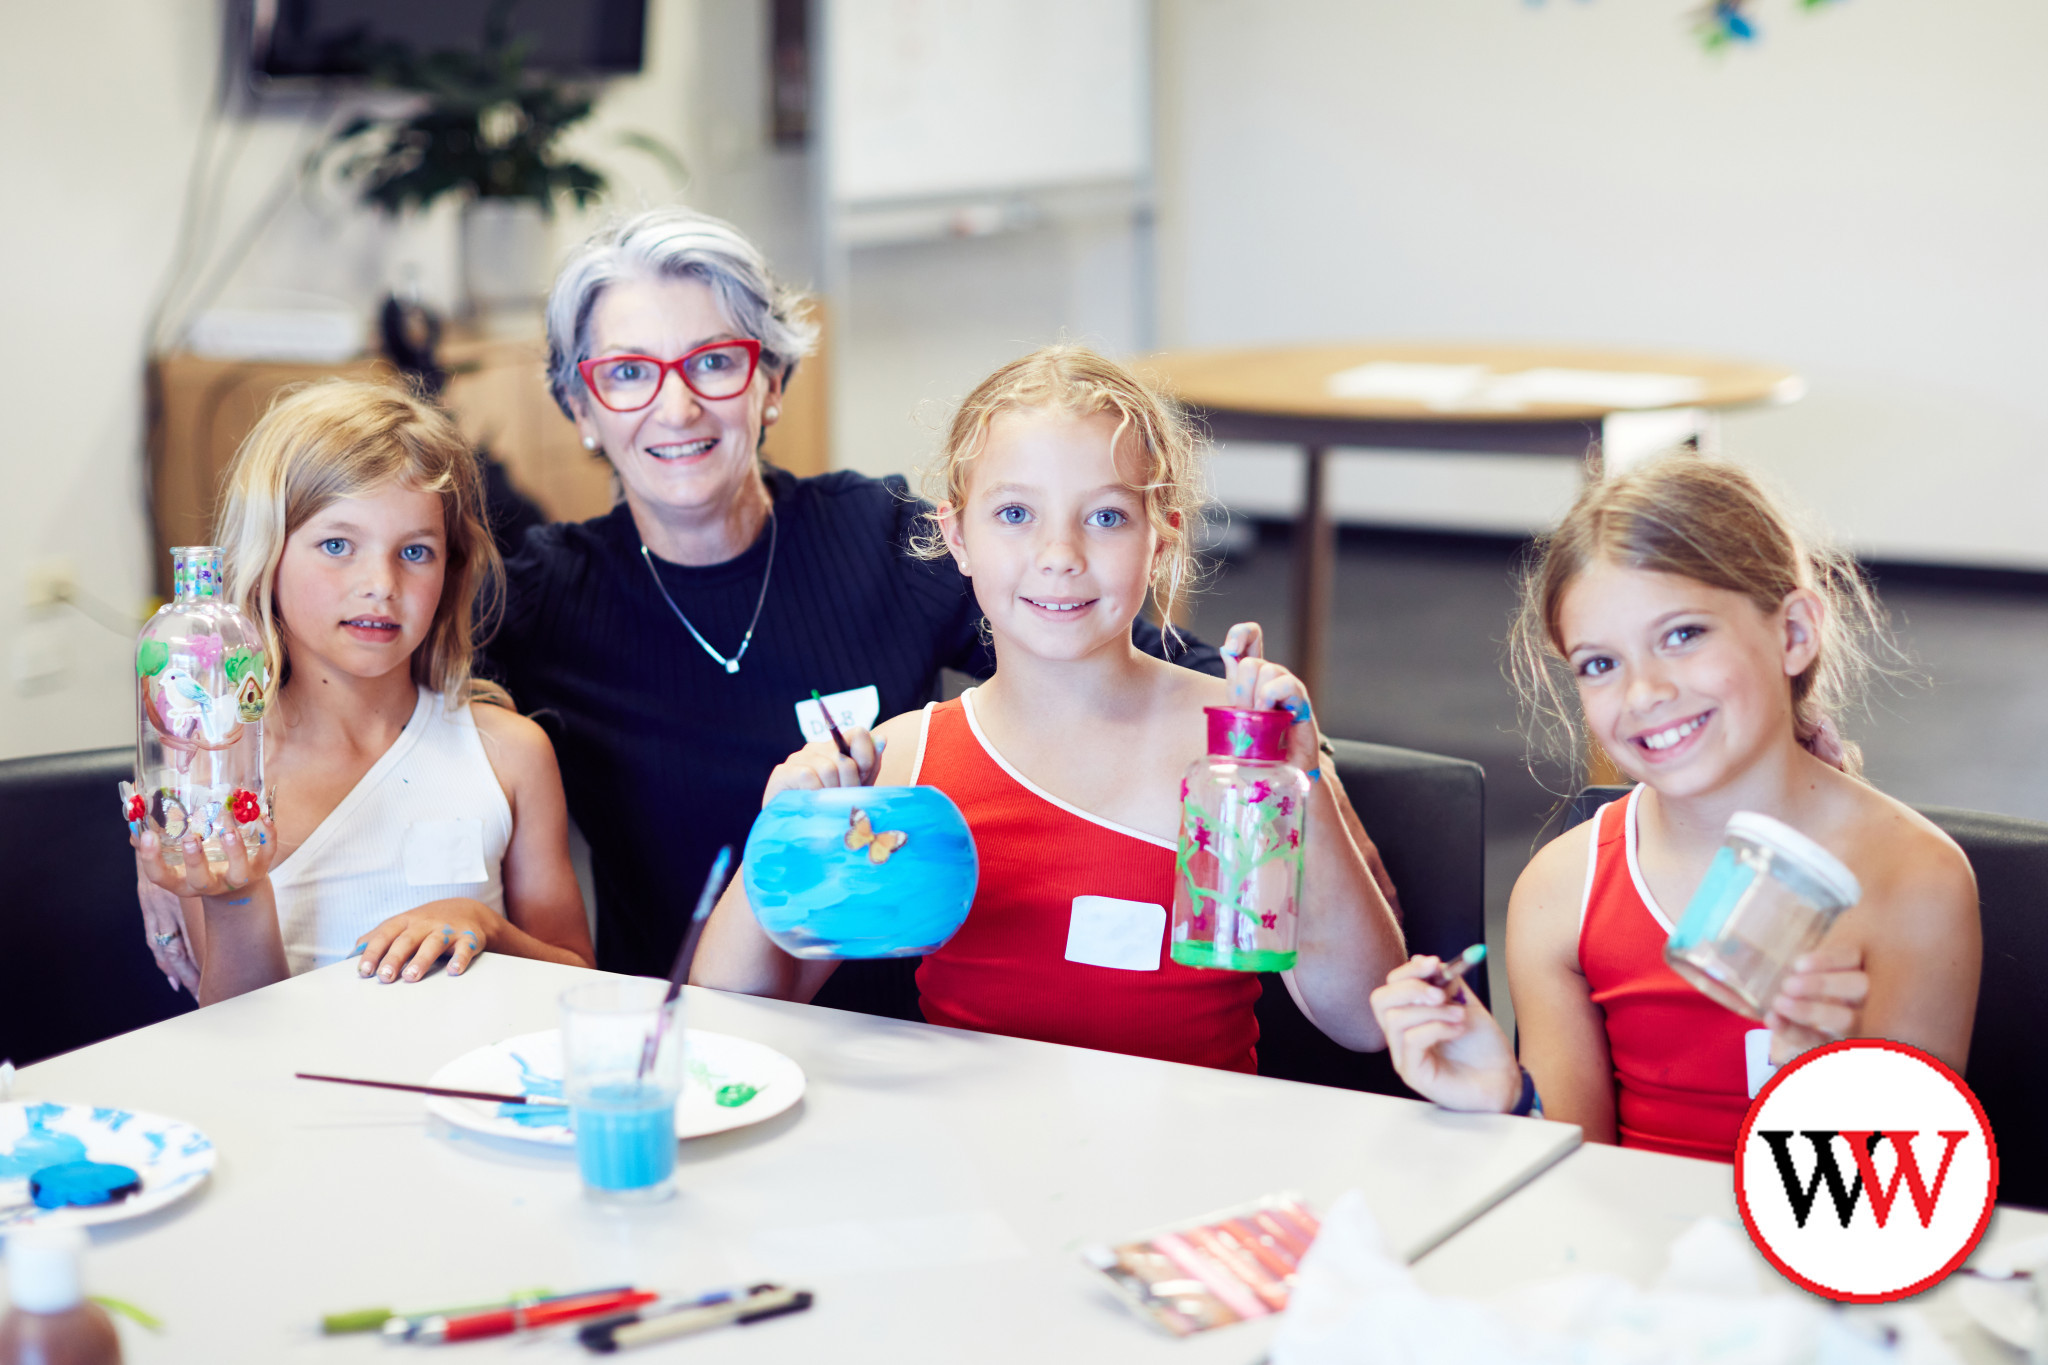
left=844, top=808, right=908, bottom=865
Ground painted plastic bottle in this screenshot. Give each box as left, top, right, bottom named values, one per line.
left=128, top=545, right=267, bottom=868
left=0, top=1227, right=122, bottom=1365
left=1170, top=707, right=1310, bottom=972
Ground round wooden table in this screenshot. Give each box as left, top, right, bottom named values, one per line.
left=1141, top=343, right=1802, bottom=697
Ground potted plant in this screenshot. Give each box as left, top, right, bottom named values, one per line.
left=322, top=0, right=682, bottom=314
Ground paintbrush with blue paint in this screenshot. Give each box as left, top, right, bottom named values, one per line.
left=1423, top=943, right=1486, bottom=1000
left=637, top=845, right=734, bottom=1079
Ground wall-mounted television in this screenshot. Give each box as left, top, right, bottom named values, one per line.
left=245, top=0, right=647, bottom=89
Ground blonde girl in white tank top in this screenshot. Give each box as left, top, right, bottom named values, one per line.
left=133, top=382, right=594, bottom=1003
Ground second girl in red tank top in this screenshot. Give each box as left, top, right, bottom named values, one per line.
left=694, top=345, right=1406, bottom=1068
left=1367, top=455, right=1978, bottom=1161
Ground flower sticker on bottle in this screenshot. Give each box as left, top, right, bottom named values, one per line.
left=229, top=789, right=261, bottom=825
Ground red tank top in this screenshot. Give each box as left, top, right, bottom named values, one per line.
left=910, top=693, right=1260, bottom=1073
left=1579, top=787, right=1767, bottom=1162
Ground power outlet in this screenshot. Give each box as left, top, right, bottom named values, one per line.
left=25, top=559, right=77, bottom=611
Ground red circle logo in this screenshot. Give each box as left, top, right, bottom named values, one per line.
left=1735, top=1038, right=1997, bottom=1302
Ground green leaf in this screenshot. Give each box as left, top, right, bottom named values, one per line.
left=136, top=639, right=169, bottom=678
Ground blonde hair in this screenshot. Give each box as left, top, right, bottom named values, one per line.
left=215, top=380, right=508, bottom=711
left=1508, top=454, right=1902, bottom=783
left=914, top=344, right=1206, bottom=625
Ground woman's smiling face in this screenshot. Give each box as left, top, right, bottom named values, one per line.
left=571, top=274, right=780, bottom=522
left=941, top=407, right=1162, bottom=664
left=1559, top=559, right=1820, bottom=797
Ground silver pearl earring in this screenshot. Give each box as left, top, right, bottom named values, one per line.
left=581, top=436, right=599, bottom=451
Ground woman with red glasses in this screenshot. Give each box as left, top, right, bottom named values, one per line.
left=476, top=206, right=1232, bottom=986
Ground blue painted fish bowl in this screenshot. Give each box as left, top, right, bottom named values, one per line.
left=742, top=787, right=979, bottom=958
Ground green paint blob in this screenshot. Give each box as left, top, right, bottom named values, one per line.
left=1169, top=942, right=1298, bottom=973
left=136, top=640, right=169, bottom=677
left=223, top=647, right=258, bottom=684
left=714, top=1083, right=759, bottom=1108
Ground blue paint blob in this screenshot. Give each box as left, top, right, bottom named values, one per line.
left=30, top=1161, right=141, bottom=1210
left=743, top=787, right=978, bottom=958
left=494, top=1051, right=570, bottom=1128
left=0, top=1107, right=89, bottom=1178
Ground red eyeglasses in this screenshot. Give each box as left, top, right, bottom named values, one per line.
left=576, top=339, right=763, bottom=412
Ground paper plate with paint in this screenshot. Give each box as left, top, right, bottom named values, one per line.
left=0, top=1102, right=215, bottom=1232
left=743, top=786, right=978, bottom=958
left=425, top=1029, right=804, bottom=1147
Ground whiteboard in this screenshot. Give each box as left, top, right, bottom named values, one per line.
left=824, top=0, right=1147, bottom=205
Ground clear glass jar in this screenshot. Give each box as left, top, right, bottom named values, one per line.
left=127, top=547, right=267, bottom=869
left=1665, top=810, right=1862, bottom=1019
left=1171, top=707, right=1310, bottom=972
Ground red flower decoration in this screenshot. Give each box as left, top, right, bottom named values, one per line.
left=1261, top=913, right=1278, bottom=930
left=230, top=788, right=261, bottom=825
left=125, top=794, right=146, bottom=824
left=1249, top=781, right=1272, bottom=804
left=1279, top=796, right=1294, bottom=816
left=1287, top=829, right=1301, bottom=849
left=1193, top=823, right=1212, bottom=852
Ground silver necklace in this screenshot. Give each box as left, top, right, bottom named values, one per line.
left=638, top=507, right=778, bottom=675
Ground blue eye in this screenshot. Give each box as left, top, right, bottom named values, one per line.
left=400, top=544, right=432, bottom=564
left=688, top=351, right=733, bottom=373
left=995, top=505, right=1030, bottom=525
left=1088, top=509, right=1128, bottom=529
left=320, top=538, right=348, bottom=556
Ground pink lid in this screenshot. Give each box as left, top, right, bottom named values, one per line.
left=1205, top=706, right=1290, bottom=762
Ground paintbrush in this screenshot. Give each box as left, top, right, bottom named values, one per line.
left=1423, top=943, right=1486, bottom=998
left=294, top=1072, right=566, bottom=1107
left=810, top=689, right=851, bottom=757
left=636, top=845, right=734, bottom=1079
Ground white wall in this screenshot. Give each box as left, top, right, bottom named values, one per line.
left=1157, top=0, right=2048, bottom=566
left=0, top=0, right=704, bottom=761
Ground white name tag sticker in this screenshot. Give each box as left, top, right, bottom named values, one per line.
left=402, top=818, right=488, bottom=886
left=1064, top=895, right=1165, bottom=972
left=795, top=685, right=881, bottom=745
left=1745, top=1028, right=1779, bottom=1099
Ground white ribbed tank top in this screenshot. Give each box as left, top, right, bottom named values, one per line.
left=271, top=688, right=513, bottom=975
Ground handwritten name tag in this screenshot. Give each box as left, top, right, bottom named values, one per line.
left=795, top=685, right=881, bottom=745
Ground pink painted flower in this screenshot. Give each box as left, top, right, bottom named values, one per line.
left=1193, top=824, right=1213, bottom=852
left=1180, top=778, right=1190, bottom=802
left=1287, top=829, right=1301, bottom=849
left=1261, top=913, right=1278, bottom=930
left=1249, top=780, right=1272, bottom=804
left=1279, top=796, right=1294, bottom=816
left=187, top=634, right=226, bottom=670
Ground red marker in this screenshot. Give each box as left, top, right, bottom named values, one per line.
left=415, top=1289, right=659, bottom=1343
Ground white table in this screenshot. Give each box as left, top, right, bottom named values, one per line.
left=5, top=958, right=1580, bottom=1362
left=1414, top=1139, right=2048, bottom=1362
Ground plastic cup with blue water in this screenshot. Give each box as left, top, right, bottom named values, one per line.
left=559, top=980, right=684, bottom=1205
left=1663, top=810, right=1862, bottom=1021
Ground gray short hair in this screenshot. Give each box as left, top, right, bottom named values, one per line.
left=545, top=206, right=817, bottom=418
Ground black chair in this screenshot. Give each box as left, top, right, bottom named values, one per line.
left=1565, top=784, right=2048, bottom=1210
left=0, top=748, right=195, bottom=1067
left=813, top=738, right=1488, bottom=1103
left=1252, top=739, right=1486, bottom=1097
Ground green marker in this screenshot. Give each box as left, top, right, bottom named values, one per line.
left=320, top=1288, right=555, bottom=1335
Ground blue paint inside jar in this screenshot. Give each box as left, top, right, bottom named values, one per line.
left=571, top=1082, right=676, bottom=1191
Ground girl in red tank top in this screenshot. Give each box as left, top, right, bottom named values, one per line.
left=1368, top=456, right=1978, bottom=1161
left=694, top=345, right=1407, bottom=1068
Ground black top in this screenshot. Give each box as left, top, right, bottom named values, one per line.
left=486, top=465, right=1223, bottom=977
